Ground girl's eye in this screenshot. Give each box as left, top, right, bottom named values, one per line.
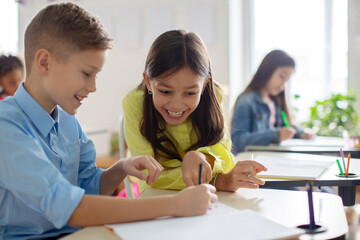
left=187, top=92, right=197, bottom=96
left=159, top=90, right=170, bottom=94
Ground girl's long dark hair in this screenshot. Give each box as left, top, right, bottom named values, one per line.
left=238, top=49, right=295, bottom=124
left=139, top=30, right=224, bottom=160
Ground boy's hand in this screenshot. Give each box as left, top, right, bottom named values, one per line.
left=216, top=161, right=267, bottom=192
left=172, top=184, right=218, bottom=217
left=279, top=127, right=296, bottom=141
left=119, top=155, right=163, bottom=185
left=182, top=151, right=212, bottom=186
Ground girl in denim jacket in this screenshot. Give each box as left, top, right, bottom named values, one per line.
left=231, top=50, right=315, bottom=154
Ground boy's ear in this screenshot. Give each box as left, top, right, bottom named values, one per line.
left=143, top=71, right=151, bottom=91
left=34, top=49, right=51, bottom=76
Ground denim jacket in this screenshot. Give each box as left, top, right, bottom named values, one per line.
left=231, top=91, right=302, bottom=154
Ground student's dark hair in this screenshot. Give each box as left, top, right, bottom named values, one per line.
left=240, top=49, right=295, bottom=123
left=0, top=55, right=24, bottom=79
left=24, top=2, right=113, bottom=75
left=139, top=30, right=224, bottom=160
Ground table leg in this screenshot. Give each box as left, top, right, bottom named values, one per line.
left=338, top=186, right=356, bottom=206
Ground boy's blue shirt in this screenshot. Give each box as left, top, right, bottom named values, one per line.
left=0, top=84, right=104, bottom=239
left=231, top=91, right=302, bottom=155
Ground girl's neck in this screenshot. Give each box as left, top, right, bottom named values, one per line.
left=259, top=88, right=271, bottom=103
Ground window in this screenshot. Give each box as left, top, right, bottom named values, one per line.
left=253, top=0, right=348, bottom=122
left=0, top=0, right=19, bottom=54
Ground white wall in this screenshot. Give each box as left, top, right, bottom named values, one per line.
left=18, top=0, right=231, bottom=133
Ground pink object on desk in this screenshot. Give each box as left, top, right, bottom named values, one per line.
left=117, top=182, right=140, bottom=198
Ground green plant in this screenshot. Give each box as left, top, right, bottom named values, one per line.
left=302, top=92, right=360, bottom=137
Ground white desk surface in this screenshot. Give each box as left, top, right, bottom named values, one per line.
left=63, top=187, right=348, bottom=240
left=236, top=151, right=360, bottom=182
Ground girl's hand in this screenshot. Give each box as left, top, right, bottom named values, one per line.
left=215, top=161, right=267, bottom=192
left=118, top=155, right=163, bottom=185
left=278, top=127, right=296, bottom=141
left=301, top=128, right=316, bottom=139
left=182, top=151, right=212, bottom=186
left=172, top=184, right=218, bottom=217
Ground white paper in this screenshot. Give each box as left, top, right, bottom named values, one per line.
left=280, top=136, right=345, bottom=147
left=255, top=155, right=334, bottom=180
left=106, top=203, right=304, bottom=240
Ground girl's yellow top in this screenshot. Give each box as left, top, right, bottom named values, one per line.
left=122, top=88, right=235, bottom=191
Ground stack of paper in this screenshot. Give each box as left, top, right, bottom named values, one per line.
left=279, top=136, right=345, bottom=147
left=106, top=202, right=304, bottom=240
left=255, top=155, right=334, bottom=180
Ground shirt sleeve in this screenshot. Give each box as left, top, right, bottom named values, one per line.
left=231, top=99, right=279, bottom=154
left=0, top=119, right=84, bottom=229
left=75, top=120, right=104, bottom=194
left=197, top=132, right=235, bottom=177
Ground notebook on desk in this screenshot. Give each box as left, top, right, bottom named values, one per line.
left=279, top=136, right=345, bottom=147
left=106, top=202, right=304, bottom=240
left=255, top=155, right=334, bottom=180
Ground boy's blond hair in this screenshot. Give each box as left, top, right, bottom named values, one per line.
left=24, top=2, right=113, bottom=75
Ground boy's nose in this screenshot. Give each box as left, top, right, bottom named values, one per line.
left=86, top=78, right=96, bottom=93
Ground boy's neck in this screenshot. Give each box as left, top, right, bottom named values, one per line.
left=24, top=75, right=56, bottom=115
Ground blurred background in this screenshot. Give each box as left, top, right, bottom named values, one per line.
left=0, top=0, right=359, bottom=156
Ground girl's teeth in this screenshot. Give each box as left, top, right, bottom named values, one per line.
left=168, top=110, right=182, bottom=117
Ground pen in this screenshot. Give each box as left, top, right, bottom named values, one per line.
left=346, top=153, right=351, bottom=177
left=280, top=111, right=290, bottom=129
left=247, top=154, right=255, bottom=177
left=306, top=182, right=315, bottom=230
left=199, top=163, right=202, bottom=185
left=340, top=148, right=346, bottom=174
left=336, top=159, right=344, bottom=175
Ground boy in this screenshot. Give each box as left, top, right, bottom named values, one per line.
left=0, top=3, right=217, bottom=239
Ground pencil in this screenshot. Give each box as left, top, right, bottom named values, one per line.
left=199, top=163, right=203, bottom=185
left=346, top=153, right=351, bottom=177
left=280, top=111, right=290, bottom=129
left=336, top=159, right=344, bottom=175
left=340, top=148, right=346, bottom=174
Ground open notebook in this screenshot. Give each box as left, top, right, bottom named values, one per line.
left=106, top=202, right=304, bottom=240
left=255, top=155, right=334, bottom=180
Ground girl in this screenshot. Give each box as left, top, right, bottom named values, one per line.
left=123, top=30, right=266, bottom=192
left=231, top=50, right=315, bottom=154
left=0, top=54, right=24, bottom=100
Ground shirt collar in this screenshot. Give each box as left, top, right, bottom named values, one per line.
left=14, top=83, right=58, bottom=137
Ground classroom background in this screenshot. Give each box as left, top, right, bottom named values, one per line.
left=0, top=0, right=359, bottom=156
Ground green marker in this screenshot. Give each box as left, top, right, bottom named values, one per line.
left=280, top=111, right=290, bottom=129
left=336, top=159, right=344, bottom=175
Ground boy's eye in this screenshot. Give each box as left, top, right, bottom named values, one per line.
left=83, top=72, right=92, bottom=78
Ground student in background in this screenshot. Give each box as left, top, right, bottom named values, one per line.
left=0, top=54, right=24, bottom=100
left=0, top=4, right=218, bottom=239
left=123, top=30, right=267, bottom=193
left=231, top=50, right=315, bottom=155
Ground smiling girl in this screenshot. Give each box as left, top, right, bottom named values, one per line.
left=231, top=50, right=315, bottom=154
left=123, top=30, right=266, bottom=192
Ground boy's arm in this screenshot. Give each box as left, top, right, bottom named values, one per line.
left=68, top=184, right=217, bottom=227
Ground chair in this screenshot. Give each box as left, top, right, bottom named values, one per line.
left=119, top=116, right=134, bottom=198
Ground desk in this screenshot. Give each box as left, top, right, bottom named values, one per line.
left=63, top=187, right=348, bottom=240
left=245, top=145, right=360, bottom=158
left=237, top=151, right=360, bottom=206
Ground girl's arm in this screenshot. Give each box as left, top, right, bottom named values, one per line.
left=68, top=184, right=217, bottom=227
